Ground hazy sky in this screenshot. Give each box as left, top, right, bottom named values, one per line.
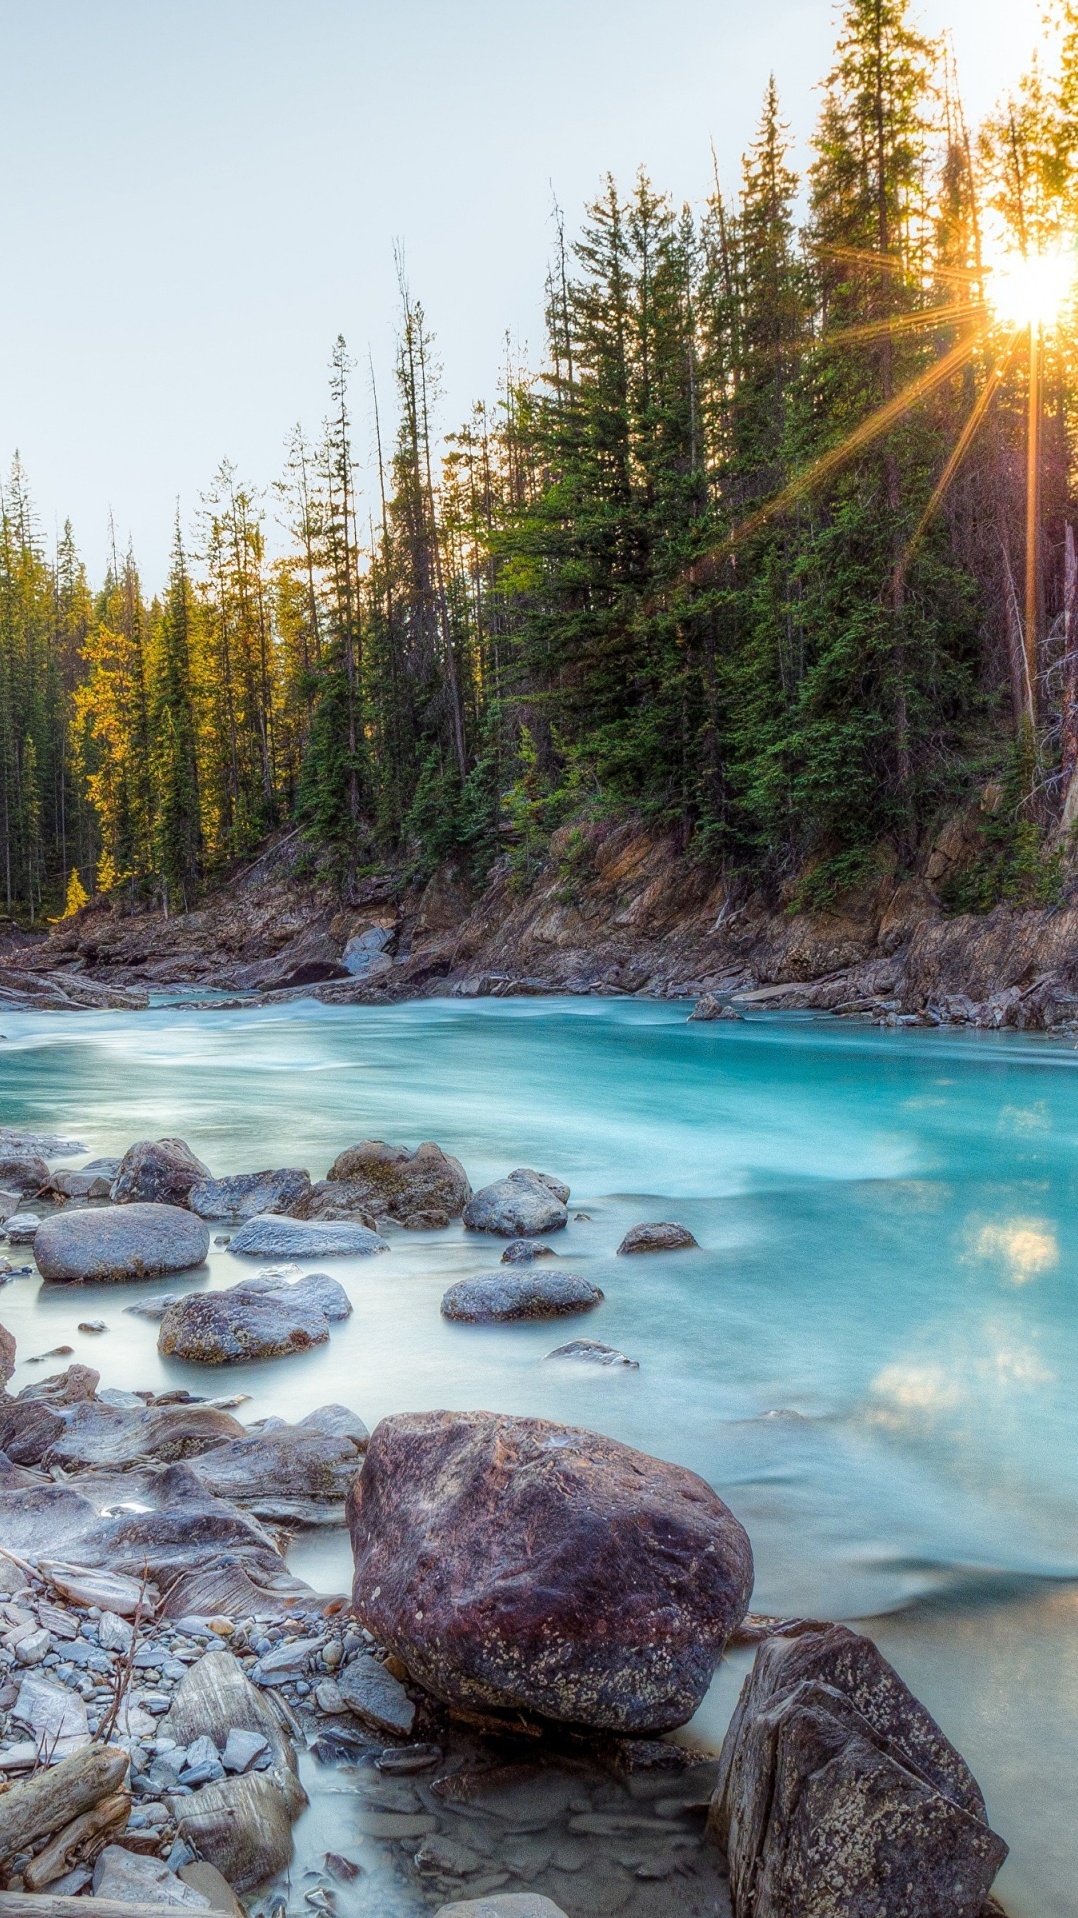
left=0, top=0, right=1043, bottom=582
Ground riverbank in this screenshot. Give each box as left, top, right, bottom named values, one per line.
left=5, top=817, right=1078, bottom=1030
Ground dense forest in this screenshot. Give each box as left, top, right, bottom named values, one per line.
left=4, top=0, right=1078, bottom=925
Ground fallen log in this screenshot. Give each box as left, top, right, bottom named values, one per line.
left=0, top=1745, right=128, bottom=1862
left=23, top=1790, right=131, bottom=1889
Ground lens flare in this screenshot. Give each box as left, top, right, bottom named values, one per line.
left=987, top=246, right=1077, bottom=329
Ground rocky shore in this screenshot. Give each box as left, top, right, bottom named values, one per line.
left=0, top=1126, right=1012, bottom=1916
left=3, top=815, right=1078, bottom=1031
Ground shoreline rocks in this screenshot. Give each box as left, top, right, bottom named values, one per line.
left=348, top=1409, right=754, bottom=1732
left=463, top=1170, right=570, bottom=1238
left=441, top=1272, right=603, bottom=1323
left=34, top=1204, right=210, bottom=1283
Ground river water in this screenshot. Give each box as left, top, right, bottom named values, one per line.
left=1, top=995, right=1075, bottom=1916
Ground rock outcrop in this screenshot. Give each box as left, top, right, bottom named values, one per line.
left=463, top=1170, right=570, bottom=1238
left=441, top=1271, right=603, bottom=1323
left=111, top=1137, right=211, bottom=1206
left=709, top=1624, right=1008, bottom=1918
left=348, top=1409, right=754, bottom=1732
left=34, top=1203, right=210, bottom=1283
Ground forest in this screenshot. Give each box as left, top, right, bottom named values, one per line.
left=3, top=0, right=1078, bottom=925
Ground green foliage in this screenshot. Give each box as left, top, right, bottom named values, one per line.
left=940, top=738, right=1065, bottom=912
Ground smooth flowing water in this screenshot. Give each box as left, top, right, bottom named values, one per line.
left=1, top=995, right=1075, bottom=1915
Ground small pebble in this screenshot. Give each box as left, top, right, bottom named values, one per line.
left=77, top=1320, right=107, bottom=1334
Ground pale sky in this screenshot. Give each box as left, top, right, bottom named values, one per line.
left=0, top=0, right=1043, bottom=583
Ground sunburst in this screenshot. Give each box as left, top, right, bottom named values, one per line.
left=713, top=237, right=1078, bottom=721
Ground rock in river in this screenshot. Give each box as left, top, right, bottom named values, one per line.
left=228, top=1214, right=389, bottom=1259
left=543, top=1338, right=638, bottom=1368
left=188, top=1168, right=313, bottom=1221
left=462, top=1169, right=570, bottom=1237
left=34, top=1203, right=210, bottom=1283
left=501, top=1239, right=555, bottom=1264
left=336, top=1650, right=416, bottom=1736
left=306, top=1140, right=472, bottom=1228
left=617, top=1221, right=699, bottom=1254
left=111, top=1136, right=211, bottom=1206
left=441, top=1271, right=602, bottom=1323
left=0, top=1154, right=50, bottom=1196
left=709, top=1624, right=1008, bottom=1918
left=158, top=1281, right=334, bottom=1364
left=349, top=1409, right=754, bottom=1732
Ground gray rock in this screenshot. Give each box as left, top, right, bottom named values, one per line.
left=6, top=1214, right=42, bottom=1244
left=306, top=1139, right=471, bottom=1229
left=233, top=1269, right=352, bottom=1321
left=710, top=1625, right=1008, bottom=1918
left=99, top=1610, right=135, bottom=1654
left=0, top=1126, right=86, bottom=1157
left=123, top=1294, right=182, bottom=1321
left=112, top=1137, right=211, bottom=1207
left=337, top=1652, right=416, bottom=1737
left=188, top=1169, right=313, bottom=1222
left=543, top=1339, right=639, bottom=1368
left=342, top=925, right=395, bottom=975
left=222, top=1727, right=269, bottom=1773
left=0, top=1154, right=49, bottom=1195
left=296, top=1402, right=370, bottom=1443
left=463, top=1169, right=570, bottom=1238
left=171, top=1771, right=299, bottom=1891
left=228, top=1214, right=389, bottom=1259
left=49, top=1167, right=115, bottom=1199
left=616, top=1222, right=699, bottom=1254
left=689, top=994, right=744, bottom=1021
left=34, top=1203, right=210, bottom=1282
left=157, top=1286, right=331, bottom=1364
left=93, top=1846, right=211, bottom=1908
left=0, top=1319, right=14, bottom=1385
left=442, top=1270, right=602, bottom=1323
left=501, top=1240, right=555, bottom=1264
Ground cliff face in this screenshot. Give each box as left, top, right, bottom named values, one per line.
left=7, top=817, right=1078, bottom=1030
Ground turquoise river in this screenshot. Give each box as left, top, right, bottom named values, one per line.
left=0, top=996, right=1075, bottom=1915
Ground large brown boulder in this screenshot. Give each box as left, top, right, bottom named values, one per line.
left=306, top=1140, right=471, bottom=1229
left=709, top=1625, right=1008, bottom=1918
left=111, top=1137, right=211, bottom=1206
left=0, top=1320, right=14, bottom=1386
left=348, top=1410, right=754, bottom=1733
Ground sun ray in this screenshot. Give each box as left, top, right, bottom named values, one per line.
left=817, top=244, right=983, bottom=289
left=814, top=298, right=985, bottom=353
left=703, top=332, right=980, bottom=568
left=904, top=332, right=1021, bottom=568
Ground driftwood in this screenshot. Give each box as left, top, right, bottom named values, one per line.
left=0, top=1744, right=128, bottom=1861
left=23, top=1790, right=130, bottom=1889
left=0, top=1899, right=187, bottom=1918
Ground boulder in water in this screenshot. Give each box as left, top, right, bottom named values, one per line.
left=462, top=1169, right=569, bottom=1237
left=0, top=1154, right=49, bottom=1196
left=233, top=1268, right=352, bottom=1320
left=709, top=1624, right=1008, bottom=1918
left=617, top=1221, right=699, bottom=1254
left=501, top=1239, right=555, bottom=1264
left=188, top=1168, right=313, bottom=1221
left=441, top=1270, right=602, bottom=1323
left=187, top=1413, right=367, bottom=1521
left=0, top=1319, right=14, bottom=1385
left=227, top=1214, right=389, bottom=1259
left=542, top=1339, right=638, bottom=1368
left=348, top=1409, right=754, bottom=1732
left=158, top=1286, right=331, bottom=1364
left=306, top=1140, right=472, bottom=1228
left=111, top=1137, right=211, bottom=1206
left=34, top=1203, right=210, bottom=1282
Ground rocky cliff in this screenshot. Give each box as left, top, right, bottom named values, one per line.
left=5, top=815, right=1078, bottom=1030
